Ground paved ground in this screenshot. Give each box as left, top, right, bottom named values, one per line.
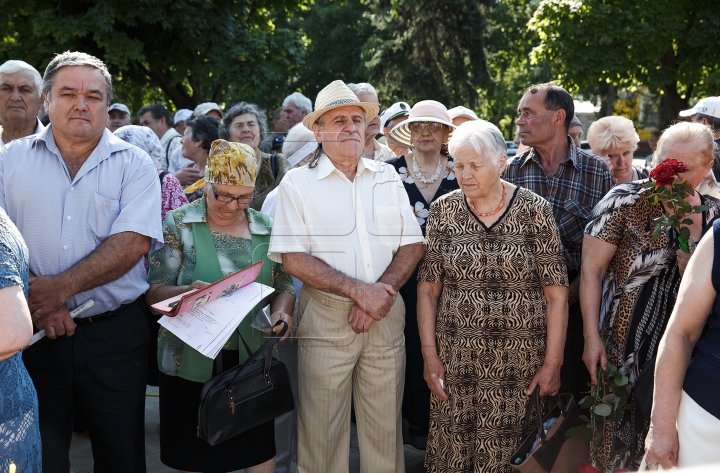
left=70, top=386, right=427, bottom=473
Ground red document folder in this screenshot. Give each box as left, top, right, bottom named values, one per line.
left=150, top=261, right=264, bottom=316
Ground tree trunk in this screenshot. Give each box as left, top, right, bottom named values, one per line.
left=659, top=82, right=689, bottom=129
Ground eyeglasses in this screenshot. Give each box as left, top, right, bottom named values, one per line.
left=410, top=122, right=445, bottom=133
left=211, top=184, right=255, bottom=204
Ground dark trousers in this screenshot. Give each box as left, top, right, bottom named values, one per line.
left=560, top=281, right=592, bottom=403
left=22, top=298, right=149, bottom=473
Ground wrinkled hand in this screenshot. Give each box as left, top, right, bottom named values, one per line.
left=347, top=305, right=374, bottom=334
left=189, top=280, right=212, bottom=291
left=354, top=283, right=395, bottom=320
left=645, top=421, right=679, bottom=470
left=676, top=249, right=691, bottom=277
left=175, top=165, right=204, bottom=186
left=28, top=275, right=69, bottom=320
left=423, top=352, right=448, bottom=401
left=267, top=311, right=293, bottom=342
left=34, top=305, right=75, bottom=339
left=583, top=334, right=607, bottom=385
left=526, top=363, right=561, bottom=396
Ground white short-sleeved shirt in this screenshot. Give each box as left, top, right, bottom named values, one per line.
left=269, top=153, right=423, bottom=285
left=0, top=125, right=163, bottom=317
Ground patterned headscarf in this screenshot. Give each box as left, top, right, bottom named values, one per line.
left=113, top=125, right=164, bottom=167
left=184, top=139, right=257, bottom=194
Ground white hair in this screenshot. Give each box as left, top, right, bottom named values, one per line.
left=346, top=82, right=377, bottom=98
left=448, top=119, right=507, bottom=164
left=282, top=123, right=316, bottom=158
left=282, top=92, right=312, bottom=114
left=0, top=60, right=42, bottom=95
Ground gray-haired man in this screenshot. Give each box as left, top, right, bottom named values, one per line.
left=0, top=60, right=44, bottom=146
left=1, top=51, right=162, bottom=472
left=282, top=91, right=312, bottom=127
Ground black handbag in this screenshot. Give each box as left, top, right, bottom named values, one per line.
left=196, top=321, right=295, bottom=446
left=510, top=386, right=589, bottom=473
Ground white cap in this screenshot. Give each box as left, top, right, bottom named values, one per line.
left=679, top=97, right=720, bottom=119
left=381, top=101, right=410, bottom=129
left=108, top=103, right=130, bottom=116
left=194, top=102, right=222, bottom=118
left=174, top=108, right=192, bottom=125
left=448, top=106, right=478, bottom=121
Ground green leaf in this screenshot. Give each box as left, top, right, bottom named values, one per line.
left=579, top=414, right=591, bottom=422
left=579, top=397, right=595, bottom=409
left=583, top=428, right=593, bottom=441
left=652, top=226, right=662, bottom=240
left=566, top=426, right=584, bottom=438
left=679, top=227, right=690, bottom=241
left=694, top=205, right=711, bottom=212
left=593, top=403, right=612, bottom=417
left=682, top=219, right=694, bottom=225
left=614, top=375, right=629, bottom=387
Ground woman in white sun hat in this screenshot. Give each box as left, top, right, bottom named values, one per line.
left=386, top=100, right=459, bottom=448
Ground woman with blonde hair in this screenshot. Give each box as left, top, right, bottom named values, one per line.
left=580, top=121, right=720, bottom=470
left=587, top=116, right=646, bottom=183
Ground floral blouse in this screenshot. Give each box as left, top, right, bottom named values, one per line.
left=147, top=197, right=294, bottom=376
left=158, top=169, right=189, bottom=224
left=386, top=154, right=459, bottom=232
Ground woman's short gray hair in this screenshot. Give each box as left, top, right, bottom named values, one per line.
left=346, top=82, right=377, bottom=98
left=448, top=119, right=507, bottom=164
left=586, top=116, right=639, bottom=154
left=220, top=102, right=268, bottom=139
left=653, top=121, right=716, bottom=167
left=42, top=51, right=113, bottom=105
left=0, top=60, right=42, bottom=95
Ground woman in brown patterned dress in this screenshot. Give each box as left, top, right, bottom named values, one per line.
left=417, top=120, right=569, bottom=473
left=580, top=122, right=720, bottom=471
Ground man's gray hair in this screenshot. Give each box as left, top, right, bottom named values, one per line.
left=220, top=102, right=268, bottom=138
left=448, top=119, right=507, bottom=165
left=42, top=51, right=113, bottom=105
left=0, top=60, right=42, bottom=96
left=282, top=92, right=312, bottom=114
left=346, top=82, right=377, bottom=98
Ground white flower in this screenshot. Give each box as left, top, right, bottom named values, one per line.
left=398, top=166, right=414, bottom=184
left=414, top=201, right=429, bottom=225
left=445, top=160, right=456, bottom=180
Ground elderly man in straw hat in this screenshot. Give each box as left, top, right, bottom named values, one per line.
left=269, top=80, right=424, bottom=472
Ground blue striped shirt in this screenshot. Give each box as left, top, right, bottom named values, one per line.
left=0, top=125, right=163, bottom=317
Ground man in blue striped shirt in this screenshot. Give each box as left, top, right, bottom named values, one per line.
left=0, top=51, right=162, bottom=473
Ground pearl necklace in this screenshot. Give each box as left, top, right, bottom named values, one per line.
left=412, top=154, right=443, bottom=184
left=467, top=181, right=507, bottom=217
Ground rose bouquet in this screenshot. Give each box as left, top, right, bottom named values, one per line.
left=641, top=158, right=709, bottom=251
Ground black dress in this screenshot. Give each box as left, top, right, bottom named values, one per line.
left=386, top=154, right=459, bottom=448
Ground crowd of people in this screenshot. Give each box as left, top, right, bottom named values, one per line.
left=1, top=50, right=720, bottom=473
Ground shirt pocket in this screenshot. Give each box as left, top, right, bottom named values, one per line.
left=88, top=192, right=120, bottom=243
left=374, top=205, right=401, bottom=249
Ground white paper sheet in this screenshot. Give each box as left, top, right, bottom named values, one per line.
left=158, top=282, right=275, bottom=359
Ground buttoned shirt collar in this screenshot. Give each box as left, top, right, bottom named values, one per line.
left=316, top=153, right=379, bottom=181
left=519, top=137, right=580, bottom=171
left=33, top=125, right=134, bottom=183
left=180, top=197, right=270, bottom=235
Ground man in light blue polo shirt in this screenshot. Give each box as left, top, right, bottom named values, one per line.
left=0, top=51, right=162, bottom=473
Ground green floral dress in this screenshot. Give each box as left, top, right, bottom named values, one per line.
left=147, top=197, right=294, bottom=379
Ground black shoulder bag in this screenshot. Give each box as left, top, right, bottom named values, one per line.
left=270, top=153, right=279, bottom=180
left=196, top=321, right=295, bottom=446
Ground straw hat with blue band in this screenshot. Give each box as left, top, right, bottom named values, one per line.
left=184, top=139, right=258, bottom=194
left=302, top=80, right=380, bottom=129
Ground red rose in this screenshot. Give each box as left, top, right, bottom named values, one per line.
left=578, top=463, right=601, bottom=473
left=650, top=159, right=684, bottom=187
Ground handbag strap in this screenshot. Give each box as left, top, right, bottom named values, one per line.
left=521, top=386, right=547, bottom=444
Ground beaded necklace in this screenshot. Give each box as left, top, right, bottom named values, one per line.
left=467, top=181, right=507, bottom=217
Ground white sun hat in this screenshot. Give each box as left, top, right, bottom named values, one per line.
left=389, top=100, right=456, bottom=148
left=302, top=80, right=379, bottom=129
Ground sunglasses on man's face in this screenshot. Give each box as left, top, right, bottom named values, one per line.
left=410, top=122, right=445, bottom=133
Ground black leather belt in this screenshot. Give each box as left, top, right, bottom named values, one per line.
left=74, top=302, right=131, bottom=326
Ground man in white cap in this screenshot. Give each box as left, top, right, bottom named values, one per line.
left=269, top=80, right=424, bottom=473
left=194, top=101, right=222, bottom=120
left=448, top=105, right=478, bottom=126
left=173, top=108, right=192, bottom=136
left=381, top=101, right=410, bottom=157
left=0, top=59, right=44, bottom=146
left=347, top=82, right=394, bottom=161
left=684, top=97, right=720, bottom=180
left=107, top=103, right=132, bottom=132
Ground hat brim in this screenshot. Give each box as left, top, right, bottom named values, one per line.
left=382, top=111, right=410, bottom=129
left=679, top=108, right=697, bottom=117
left=388, top=116, right=456, bottom=147
left=302, top=102, right=380, bottom=129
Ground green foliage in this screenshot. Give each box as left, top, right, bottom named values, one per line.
left=0, top=0, right=306, bottom=112
left=529, top=0, right=720, bottom=126
left=567, top=352, right=632, bottom=472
